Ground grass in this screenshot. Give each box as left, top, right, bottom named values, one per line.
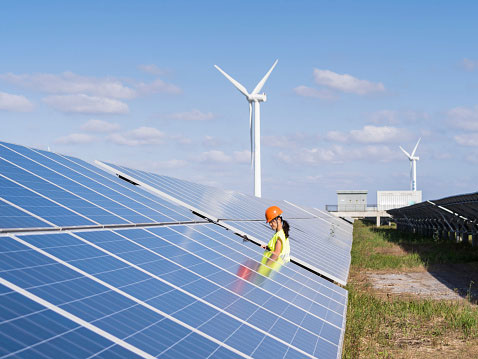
left=352, top=220, right=478, bottom=269
left=343, top=220, right=478, bottom=359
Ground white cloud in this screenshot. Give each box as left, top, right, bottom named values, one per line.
left=135, top=78, right=181, bottom=95
left=278, top=144, right=401, bottom=165
left=454, top=133, right=478, bottom=147
left=0, top=91, right=33, bottom=112
left=293, top=85, right=336, bottom=100
left=325, top=131, right=347, bottom=142
left=80, top=119, right=120, bottom=133
left=55, top=133, right=96, bottom=145
left=108, top=127, right=165, bottom=146
left=263, top=133, right=312, bottom=149
left=199, top=150, right=231, bottom=163
left=233, top=150, right=251, bottom=163
left=43, top=94, right=129, bottom=114
left=0, top=71, right=182, bottom=98
left=349, top=125, right=403, bottom=143
left=137, top=64, right=166, bottom=76
left=448, top=106, right=478, bottom=131
left=197, top=149, right=251, bottom=164
left=202, top=136, right=224, bottom=148
left=313, top=69, right=385, bottom=95
left=152, top=159, right=188, bottom=169
left=462, top=58, right=477, bottom=71
left=326, top=125, right=407, bottom=144
left=1, top=72, right=136, bottom=99
left=278, top=145, right=344, bottom=164
left=168, top=109, right=215, bottom=121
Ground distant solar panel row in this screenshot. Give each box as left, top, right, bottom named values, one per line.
left=0, top=141, right=349, bottom=358
left=98, top=161, right=353, bottom=285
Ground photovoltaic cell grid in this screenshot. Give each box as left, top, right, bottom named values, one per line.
left=98, top=162, right=317, bottom=221
left=223, top=219, right=351, bottom=285
left=0, top=141, right=200, bottom=231
left=0, top=141, right=349, bottom=358
left=97, top=161, right=352, bottom=284
left=1, top=223, right=347, bottom=358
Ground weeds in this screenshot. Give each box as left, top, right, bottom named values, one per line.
left=343, top=220, right=478, bottom=358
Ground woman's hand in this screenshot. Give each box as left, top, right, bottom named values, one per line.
left=261, top=244, right=267, bottom=250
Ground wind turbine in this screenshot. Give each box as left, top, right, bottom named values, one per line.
left=399, top=138, right=421, bottom=191
left=214, top=60, right=278, bottom=198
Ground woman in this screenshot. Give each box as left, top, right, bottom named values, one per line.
left=261, top=205, right=291, bottom=263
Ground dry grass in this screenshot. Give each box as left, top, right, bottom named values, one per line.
left=343, top=221, right=478, bottom=359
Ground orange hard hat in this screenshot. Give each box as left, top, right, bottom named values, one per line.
left=265, top=206, right=283, bottom=223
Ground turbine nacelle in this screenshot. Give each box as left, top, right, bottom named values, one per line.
left=247, top=93, right=267, bottom=102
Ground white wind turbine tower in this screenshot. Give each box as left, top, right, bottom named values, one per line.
left=214, top=60, right=278, bottom=198
left=399, top=138, right=421, bottom=191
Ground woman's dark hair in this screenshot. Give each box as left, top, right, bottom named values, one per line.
left=280, top=217, right=290, bottom=238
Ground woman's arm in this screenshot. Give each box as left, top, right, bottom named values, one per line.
left=269, top=238, right=282, bottom=260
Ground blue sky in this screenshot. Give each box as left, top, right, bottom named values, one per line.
left=1, top=1, right=478, bottom=207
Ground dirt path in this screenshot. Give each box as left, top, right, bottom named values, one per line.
left=366, top=263, right=478, bottom=302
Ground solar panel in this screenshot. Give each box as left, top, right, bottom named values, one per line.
left=98, top=162, right=315, bottom=221
left=1, top=225, right=347, bottom=358
left=0, top=198, right=53, bottom=231
left=0, top=142, right=200, bottom=229
left=0, top=141, right=349, bottom=358
left=97, top=161, right=352, bottom=284
left=222, top=219, right=351, bottom=285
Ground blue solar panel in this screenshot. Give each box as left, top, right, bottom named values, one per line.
left=0, top=234, right=245, bottom=358
left=96, top=161, right=352, bottom=284
left=0, top=225, right=346, bottom=358
left=0, top=199, right=51, bottom=230
left=0, top=142, right=199, bottom=228
left=0, top=141, right=349, bottom=358
left=99, top=162, right=314, bottom=221
left=0, top=284, right=141, bottom=358
left=0, top=172, right=95, bottom=228
left=222, top=219, right=351, bottom=285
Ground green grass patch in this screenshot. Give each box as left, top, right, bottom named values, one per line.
left=343, top=284, right=478, bottom=358
left=343, top=220, right=478, bottom=358
left=352, top=220, right=478, bottom=270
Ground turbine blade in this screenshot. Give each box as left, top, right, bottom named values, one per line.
left=251, top=59, right=278, bottom=95
left=399, top=146, right=411, bottom=159
left=214, top=65, right=250, bottom=97
left=411, top=137, right=421, bottom=157
left=249, top=102, right=253, bottom=168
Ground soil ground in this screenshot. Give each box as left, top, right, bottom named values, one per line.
left=343, top=221, right=478, bottom=358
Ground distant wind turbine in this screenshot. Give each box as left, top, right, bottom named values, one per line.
left=214, top=60, right=278, bottom=198
left=399, top=138, right=421, bottom=191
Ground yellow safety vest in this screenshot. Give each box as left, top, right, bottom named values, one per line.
left=265, top=229, right=290, bottom=263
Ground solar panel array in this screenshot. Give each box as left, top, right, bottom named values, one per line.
left=0, top=141, right=350, bottom=358
left=98, top=161, right=353, bottom=285
left=387, top=192, right=478, bottom=247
